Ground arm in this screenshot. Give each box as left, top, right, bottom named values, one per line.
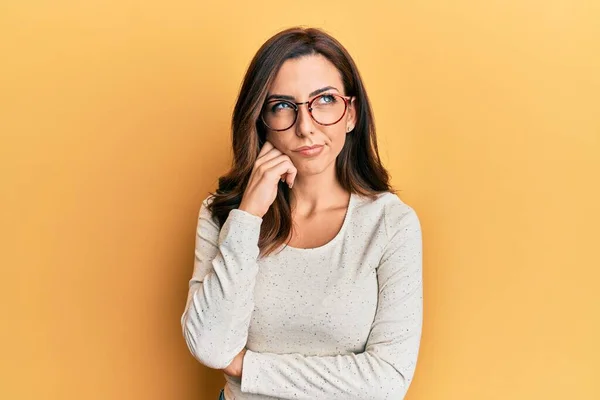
left=181, top=197, right=263, bottom=369
left=240, top=203, right=423, bottom=400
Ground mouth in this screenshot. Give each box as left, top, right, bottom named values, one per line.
left=292, top=144, right=325, bottom=157
left=293, top=144, right=324, bottom=152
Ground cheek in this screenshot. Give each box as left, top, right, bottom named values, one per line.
left=324, top=126, right=347, bottom=149
left=265, top=131, right=274, bottom=143
left=266, top=132, right=283, bottom=146
left=266, top=133, right=293, bottom=154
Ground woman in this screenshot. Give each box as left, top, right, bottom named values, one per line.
left=181, top=27, right=423, bottom=400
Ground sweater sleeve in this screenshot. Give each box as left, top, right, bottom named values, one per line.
left=181, top=197, right=263, bottom=369
left=240, top=203, right=423, bottom=400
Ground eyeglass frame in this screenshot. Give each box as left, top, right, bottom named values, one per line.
left=260, top=93, right=354, bottom=132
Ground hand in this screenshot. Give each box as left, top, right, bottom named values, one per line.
left=239, top=141, right=297, bottom=218
left=222, top=347, right=247, bottom=378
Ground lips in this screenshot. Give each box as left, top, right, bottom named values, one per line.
left=293, top=144, right=324, bottom=152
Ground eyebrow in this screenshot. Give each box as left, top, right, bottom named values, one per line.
left=265, top=86, right=340, bottom=102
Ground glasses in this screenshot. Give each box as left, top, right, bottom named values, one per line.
left=261, top=93, right=352, bottom=132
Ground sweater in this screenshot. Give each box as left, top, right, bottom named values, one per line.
left=181, top=191, right=423, bottom=400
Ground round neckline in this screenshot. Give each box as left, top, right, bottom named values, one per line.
left=279, top=192, right=356, bottom=253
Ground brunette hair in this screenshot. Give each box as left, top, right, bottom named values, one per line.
left=207, top=27, right=393, bottom=256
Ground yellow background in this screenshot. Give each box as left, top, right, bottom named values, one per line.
left=1, top=1, right=599, bottom=399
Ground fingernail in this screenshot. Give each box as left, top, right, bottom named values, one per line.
left=288, top=183, right=293, bottom=189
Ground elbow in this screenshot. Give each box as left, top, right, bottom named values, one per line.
left=183, top=327, right=233, bottom=369
left=181, top=313, right=236, bottom=370
left=366, top=349, right=418, bottom=399
left=370, top=360, right=411, bottom=400
left=366, top=374, right=407, bottom=400
left=380, top=374, right=409, bottom=400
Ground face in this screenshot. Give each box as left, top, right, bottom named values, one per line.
left=263, top=54, right=356, bottom=177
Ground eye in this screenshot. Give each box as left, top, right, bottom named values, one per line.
left=315, top=94, right=337, bottom=105
left=270, top=101, right=294, bottom=113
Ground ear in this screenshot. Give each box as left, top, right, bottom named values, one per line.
left=346, top=97, right=357, bottom=133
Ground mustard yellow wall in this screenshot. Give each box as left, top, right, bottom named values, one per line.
left=1, top=1, right=598, bottom=399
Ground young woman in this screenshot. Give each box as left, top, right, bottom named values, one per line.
left=181, top=27, right=423, bottom=400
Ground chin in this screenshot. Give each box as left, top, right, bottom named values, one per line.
left=297, top=159, right=335, bottom=176
left=296, top=166, right=321, bottom=177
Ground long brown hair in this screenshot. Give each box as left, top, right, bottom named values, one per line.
left=207, top=27, right=393, bottom=257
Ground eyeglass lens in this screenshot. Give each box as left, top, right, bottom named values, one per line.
left=262, top=94, right=347, bottom=131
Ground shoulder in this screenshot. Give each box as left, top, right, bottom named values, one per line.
left=354, top=191, right=419, bottom=222
left=354, top=191, right=421, bottom=239
left=201, top=194, right=216, bottom=209
left=198, top=194, right=219, bottom=227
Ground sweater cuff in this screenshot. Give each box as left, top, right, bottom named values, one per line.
left=218, top=209, right=263, bottom=249
left=240, top=349, right=261, bottom=394
left=229, top=208, right=263, bottom=225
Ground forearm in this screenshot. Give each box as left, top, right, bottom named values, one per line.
left=182, top=208, right=262, bottom=369
left=240, top=348, right=416, bottom=400
left=182, top=266, right=257, bottom=368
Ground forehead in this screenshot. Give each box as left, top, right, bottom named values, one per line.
left=268, top=54, right=344, bottom=97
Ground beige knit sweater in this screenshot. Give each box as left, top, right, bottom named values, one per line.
left=181, top=191, right=423, bottom=400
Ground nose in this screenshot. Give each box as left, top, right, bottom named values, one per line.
left=295, top=103, right=316, bottom=137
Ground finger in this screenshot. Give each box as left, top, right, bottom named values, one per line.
left=257, top=140, right=274, bottom=158
left=269, top=159, right=297, bottom=188
left=257, top=146, right=283, bottom=165
left=259, top=154, right=292, bottom=174
left=286, top=165, right=298, bottom=189
left=264, top=155, right=296, bottom=187
left=255, top=145, right=283, bottom=167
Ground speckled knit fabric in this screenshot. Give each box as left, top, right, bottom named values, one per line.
left=181, top=191, right=423, bottom=400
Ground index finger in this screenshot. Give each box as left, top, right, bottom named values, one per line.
left=258, top=140, right=274, bottom=158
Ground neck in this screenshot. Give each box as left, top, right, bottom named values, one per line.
left=289, top=165, right=348, bottom=214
